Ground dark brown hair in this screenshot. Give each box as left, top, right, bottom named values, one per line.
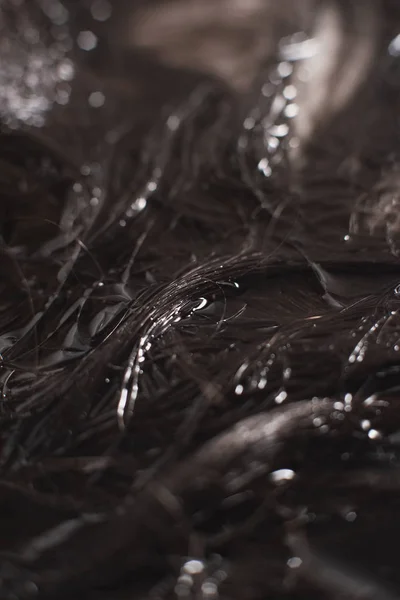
left=1, top=1, right=400, bottom=598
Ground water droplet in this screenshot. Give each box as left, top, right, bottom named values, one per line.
left=267, top=136, right=279, bottom=150
left=258, top=158, right=272, bottom=177
left=89, top=91, right=105, bottom=107
left=334, top=401, right=344, bottom=410
left=262, top=83, right=274, bottom=97
left=178, top=574, right=193, bottom=586
left=81, top=164, right=91, bottom=176
left=394, top=284, right=400, bottom=296
left=132, top=197, right=147, bottom=212
left=275, top=390, right=287, bottom=404
left=42, top=0, right=69, bottom=25
left=77, top=30, right=98, bottom=51
left=201, top=581, right=218, bottom=598
left=214, top=569, right=227, bottom=583
left=183, top=559, right=204, bottom=575
left=119, top=219, right=126, bottom=227
left=344, top=234, right=351, bottom=241
left=287, top=556, right=302, bottom=569
left=57, top=58, right=75, bottom=81
left=389, top=34, right=400, bottom=57
left=364, top=395, right=377, bottom=406
left=269, top=468, right=295, bottom=484
left=55, top=84, right=71, bottom=105
left=147, top=181, right=157, bottom=192
left=270, top=123, right=289, bottom=137
left=258, top=377, right=267, bottom=390
left=344, top=393, right=353, bottom=404
left=175, top=583, right=191, bottom=597
left=91, top=0, right=112, bottom=21
left=283, top=368, right=292, bottom=380
left=361, top=419, right=371, bottom=431
left=368, top=429, right=382, bottom=440
left=284, top=103, right=299, bottom=118
left=244, top=117, right=255, bottom=130
left=345, top=511, right=357, bottom=522
left=283, top=85, right=297, bottom=100
left=167, top=115, right=180, bottom=131
left=235, top=384, right=244, bottom=395
left=193, top=298, right=208, bottom=312
left=277, top=61, right=293, bottom=78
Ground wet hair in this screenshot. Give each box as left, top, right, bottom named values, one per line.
left=1, top=0, right=400, bottom=598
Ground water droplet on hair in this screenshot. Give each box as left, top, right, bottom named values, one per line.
left=147, top=181, right=157, bottom=192
left=284, top=103, right=299, bottom=118
left=267, top=136, right=279, bottom=151
left=201, top=581, right=218, bottom=598
left=258, top=377, right=267, bottom=390
left=57, top=59, right=74, bottom=81
left=81, top=164, right=91, bottom=176
left=270, top=123, right=289, bottom=138
left=244, top=117, right=255, bottom=130
left=77, top=30, right=98, bottom=51
left=287, top=556, right=302, bottom=569
left=183, top=559, right=204, bottom=575
left=270, top=468, right=295, bottom=484
left=42, top=0, right=69, bottom=25
left=389, top=34, right=400, bottom=57
left=89, top=91, right=105, bottom=107
left=283, top=85, right=297, bottom=100
left=277, top=61, right=293, bottom=78
left=275, top=390, right=287, bottom=404
left=262, top=83, right=274, bottom=97
left=192, top=298, right=208, bottom=312
left=133, top=197, right=147, bottom=212
left=91, top=0, right=112, bottom=21
left=258, top=158, right=272, bottom=177
left=345, top=511, right=357, bottom=522
left=364, top=395, right=376, bottom=406
left=283, top=368, right=292, bottom=380
left=167, top=115, right=180, bottom=131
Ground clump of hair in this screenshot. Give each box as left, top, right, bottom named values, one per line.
left=1, top=1, right=400, bottom=599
